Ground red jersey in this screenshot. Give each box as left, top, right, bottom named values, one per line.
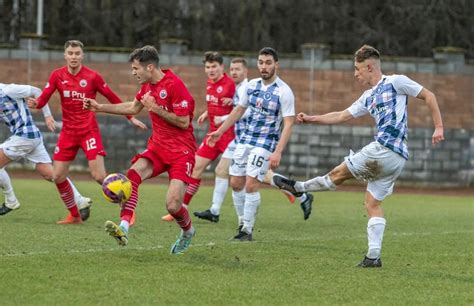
left=136, top=70, right=196, bottom=154
left=36, top=65, right=123, bottom=135
left=206, top=73, right=236, bottom=133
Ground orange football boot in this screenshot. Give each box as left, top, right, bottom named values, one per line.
left=161, top=213, right=175, bottom=222
left=281, top=190, right=296, bottom=204
left=56, top=214, right=83, bottom=224
left=129, top=211, right=136, bottom=227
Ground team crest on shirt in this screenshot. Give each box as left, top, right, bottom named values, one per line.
left=173, top=100, right=188, bottom=109
left=217, top=86, right=223, bottom=93
left=79, top=79, right=87, bottom=87
left=160, top=89, right=167, bottom=99
left=263, top=93, right=272, bottom=101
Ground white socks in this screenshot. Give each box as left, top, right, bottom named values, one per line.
left=67, top=177, right=83, bottom=205
left=366, top=217, right=386, bottom=259
left=242, top=192, right=261, bottom=234
left=0, top=168, right=18, bottom=206
left=232, top=189, right=245, bottom=225
left=299, top=174, right=336, bottom=192
left=210, top=177, right=229, bottom=215
left=297, top=193, right=308, bottom=203
left=120, top=220, right=130, bottom=233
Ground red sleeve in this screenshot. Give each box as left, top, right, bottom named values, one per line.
left=135, top=85, right=146, bottom=102
left=36, top=72, right=58, bottom=109
left=170, top=80, right=193, bottom=117
left=94, top=73, right=132, bottom=120
left=226, top=78, right=236, bottom=99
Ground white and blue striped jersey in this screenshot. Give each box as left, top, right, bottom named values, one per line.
left=238, top=77, right=295, bottom=152
left=0, top=83, right=43, bottom=139
left=233, top=78, right=249, bottom=141
left=347, top=75, right=423, bottom=160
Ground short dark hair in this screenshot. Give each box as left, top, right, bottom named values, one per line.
left=354, top=45, right=380, bottom=63
left=203, top=51, right=223, bottom=64
left=64, top=40, right=84, bottom=51
left=259, top=47, right=278, bottom=62
left=129, top=45, right=160, bottom=67
left=231, top=57, right=247, bottom=67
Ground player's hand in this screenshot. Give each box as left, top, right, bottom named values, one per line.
left=83, top=98, right=100, bottom=112
left=296, top=112, right=310, bottom=124
left=140, top=91, right=156, bottom=112
left=221, top=97, right=233, bottom=106
left=206, top=130, right=222, bottom=147
left=44, top=115, right=57, bottom=132
left=213, top=115, right=224, bottom=126
left=197, top=111, right=208, bottom=125
left=129, top=116, right=148, bottom=130
left=269, top=151, right=281, bottom=170
left=432, top=127, right=444, bottom=145
left=27, top=97, right=38, bottom=109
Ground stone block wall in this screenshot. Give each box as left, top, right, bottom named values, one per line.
left=0, top=49, right=472, bottom=186
left=2, top=114, right=472, bottom=187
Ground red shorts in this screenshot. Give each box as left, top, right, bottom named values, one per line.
left=131, top=146, right=196, bottom=184
left=53, top=130, right=106, bottom=161
left=197, top=133, right=234, bottom=161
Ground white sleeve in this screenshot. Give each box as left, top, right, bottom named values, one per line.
left=391, top=75, right=423, bottom=97
left=41, top=104, right=52, bottom=117
left=238, top=83, right=250, bottom=108
left=280, top=85, right=295, bottom=117
left=346, top=93, right=369, bottom=118
left=4, top=84, right=41, bottom=99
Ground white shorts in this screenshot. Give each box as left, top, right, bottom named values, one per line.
left=0, top=136, right=52, bottom=164
left=344, top=141, right=406, bottom=201
left=229, top=143, right=271, bottom=182
left=221, top=139, right=237, bottom=159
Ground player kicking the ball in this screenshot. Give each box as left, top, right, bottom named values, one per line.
left=84, top=45, right=197, bottom=254
left=273, top=45, right=444, bottom=267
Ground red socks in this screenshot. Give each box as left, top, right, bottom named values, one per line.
left=120, top=169, right=142, bottom=222
left=171, top=205, right=192, bottom=231
left=56, top=179, right=79, bottom=217
left=183, top=179, right=201, bottom=206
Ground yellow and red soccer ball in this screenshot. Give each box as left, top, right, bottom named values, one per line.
left=101, top=173, right=132, bottom=204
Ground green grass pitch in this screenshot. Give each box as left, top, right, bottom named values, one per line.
left=0, top=179, right=472, bottom=305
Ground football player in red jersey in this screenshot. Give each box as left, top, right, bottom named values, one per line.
left=162, top=51, right=236, bottom=221
left=28, top=40, right=146, bottom=224
left=83, top=45, right=196, bottom=254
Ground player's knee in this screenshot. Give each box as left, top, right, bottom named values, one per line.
left=166, top=199, right=181, bottom=214
left=53, top=174, right=67, bottom=184
left=364, top=200, right=383, bottom=217
left=91, top=171, right=106, bottom=184
left=215, top=166, right=229, bottom=179
left=41, top=172, right=54, bottom=182
left=230, top=177, right=244, bottom=191
left=245, top=181, right=259, bottom=193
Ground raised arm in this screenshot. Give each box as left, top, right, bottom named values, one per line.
left=297, top=109, right=354, bottom=125
left=95, top=73, right=147, bottom=130
left=83, top=97, right=144, bottom=116
left=416, top=88, right=444, bottom=145
left=31, top=72, right=57, bottom=109
left=207, top=105, right=246, bottom=147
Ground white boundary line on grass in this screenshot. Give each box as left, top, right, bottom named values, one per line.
left=1, top=230, right=473, bottom=258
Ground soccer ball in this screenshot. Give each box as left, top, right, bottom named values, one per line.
left=102, top=173, right=132, bottom=204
